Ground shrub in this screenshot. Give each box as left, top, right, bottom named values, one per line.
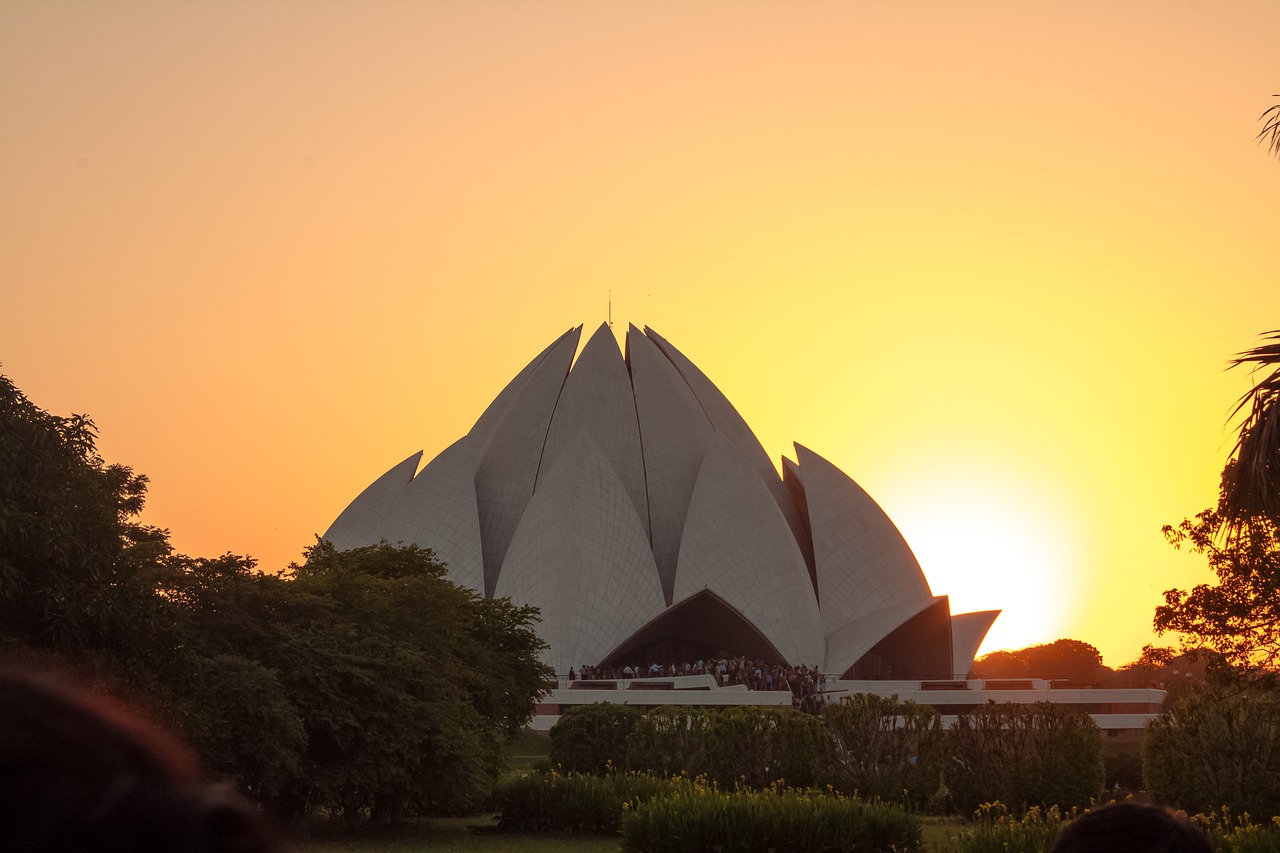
left=493, top=770, right=684, bottom=834
left=626, top=705, right=711, bottom=778
left=621, top=785, right=921, bottom=853
left=1145, top=687, right=1280, bottom=818
left=627, top=705, right=827, bottom=789
left=549, top=702, right=642, bottom=774
left=946, top=702, right=1103, bottom=813
left=1101, top=742, right=1143, bottom=792
left=822, top=694, right=946, bottom=808
left=702, top=706, right=829, bottom=789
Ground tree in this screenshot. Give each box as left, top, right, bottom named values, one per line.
left=1157, top=509, right=1280, bottom=671
left=970, top=639, right=1104, bottom=684
left=625, top=705, right=710, bottom=779
left=0, top=372, right=173, bottom=671
left=153, top=552, right=314, bottom=809
left=1218, top=97, right=1280, bottom=524
left=946, top=702, right=1104, bottom=813
left=822, top=694, right=945, bottom=807
left=549, top=703, right=641, bottom=774
left=1144, top=686, right=1280, bottom=818
left=701, top=706, right=827, bottom=789
left=1154, top=324, right=1280, bottom=674
left=249, top=541, right=552, bottom=820
left=1107, top=646, right=1213, bottom=699
left=1259, top=96, right=1280, bottom=161
left=0, top=372, right=555, bottom=820
left=1220, top=330, right=1280, bottom=532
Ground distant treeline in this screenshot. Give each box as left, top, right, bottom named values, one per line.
left=970, top=637, right=1213, bottom=697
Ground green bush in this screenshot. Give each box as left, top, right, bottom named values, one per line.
left=626, top=705, right=711, bottom=778
left=1144, top=688, right=1280, bottom=818
left=492, top=770, right=685, bottom=834
left=549, top=702, right=642, bottom=774
left=702, top=706, right=829, bottom=789
left=946, top=702, right=1104, bottom=813
left=626, top=705, right=827, bottom=789
left=1101, top=742, right=1143, bottom=791
left=621, top=785, right=921, bottom=853
left=822, top=694, right=946, bottom=808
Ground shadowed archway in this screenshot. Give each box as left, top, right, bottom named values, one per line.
left=597, top=589, right=789, bottom=668
left=845, top=597, right=953, bottom=680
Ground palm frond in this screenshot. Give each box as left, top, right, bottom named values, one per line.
left=1222, top=330, right=1280, bottom=531
left=1258, top=98, right=1280, bottom=160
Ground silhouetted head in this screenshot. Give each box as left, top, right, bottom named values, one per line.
left=0, top=668, right=280, bottom=852
left=1050, top=802, right=1212, bottom=853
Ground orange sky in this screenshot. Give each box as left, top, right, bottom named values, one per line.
left=2, top=2, right=1277, bottom=667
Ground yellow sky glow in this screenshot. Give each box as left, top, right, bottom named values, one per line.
left=2, top=1, right=1278, bottom=666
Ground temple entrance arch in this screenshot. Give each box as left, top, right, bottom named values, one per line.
left=597, top=589, right=788, bottom=669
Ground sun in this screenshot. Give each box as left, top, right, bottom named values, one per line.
left=886, top=482, right=1082, bottom=658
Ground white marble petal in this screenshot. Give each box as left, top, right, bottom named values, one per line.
left=468, top=326, right=581, bottom=457
left=377, top=437, right=485, bottom=594
left=796, top=443, right=933, bottom=635
left=674, top=435, right=824, bottom=666
left=321, top=452, right=422, bottom=551
left=951, top=610, right=1002, bottom=679
left=626, top=324, right=714, bottom=604
left=645, top=326, right=808, bottom=551
left=542, top=323, right=649, bottom=540
left=495, top=433, right=665, bottom=675
left=823, top=597, right=945, bottom=677
left=472, top=326, right=582, bottom=595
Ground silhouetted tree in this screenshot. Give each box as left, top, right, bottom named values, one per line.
left=1157, top=509, right=1280, bottom=671
left=0, top=372, right=554, bottom=820
left=0, top=372, right=173, bottom=672
left=1106, top=647, right=1213, bottom=698
left=1148, top=218, right=1280, bottom=670
left=1259, top=96, right=1280, bottom=160
left=1222, top=100, right=1280, bottom=525
left=1154, top=327, right=1280, bottom=672
left=1220, top=331, right=1280, bottom=532
left=970, top=638, right=1103, bottom=683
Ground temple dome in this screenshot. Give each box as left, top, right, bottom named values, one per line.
left=323, top=323, right=997, bottom=676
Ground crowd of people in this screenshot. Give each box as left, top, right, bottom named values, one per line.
left=569, top=656, right=830, bottom=712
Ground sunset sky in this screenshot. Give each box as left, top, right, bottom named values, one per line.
left=2, top=2, right=1277, bottom=667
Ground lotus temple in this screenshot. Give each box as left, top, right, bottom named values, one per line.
left=323, top=323, right=1165, bottom=734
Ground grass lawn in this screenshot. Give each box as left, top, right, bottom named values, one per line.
left=301, top=814, right=966, bottom=852
left=302, top=815, right=621, bottom=852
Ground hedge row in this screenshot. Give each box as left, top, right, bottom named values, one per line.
left=495, top=769, right=1280, bottom=851
left=946, top=702, right=1104, bottom=814
left=621, top=785, right=921, bottom=853
left=492, top=771, right=685, bottom=834
left=550, top=698, right=1105, bottom=813
left=493, top=771, right=922, bottom=851
left=1144, top=688, right=1280, bottom=819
